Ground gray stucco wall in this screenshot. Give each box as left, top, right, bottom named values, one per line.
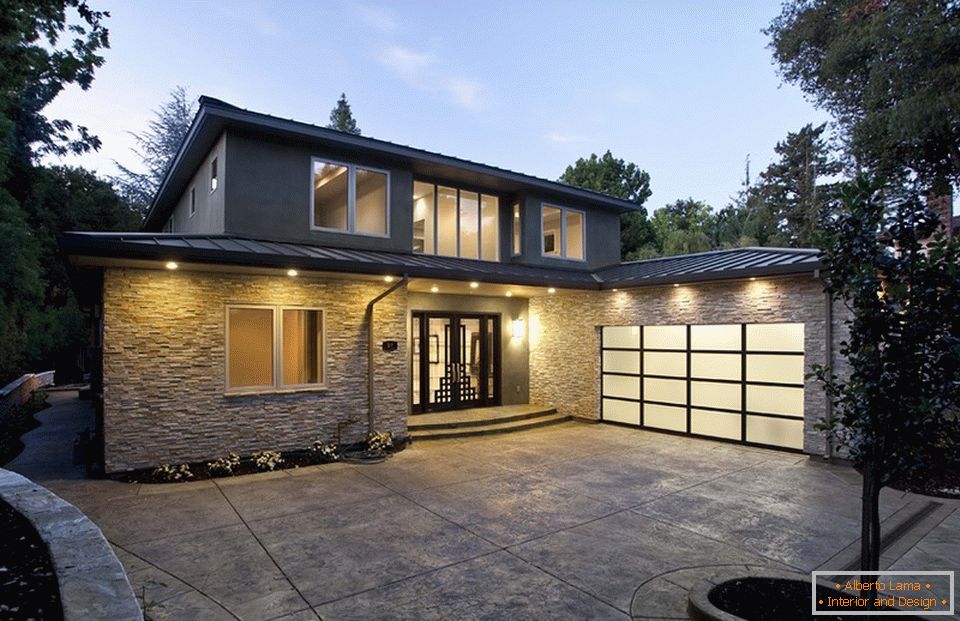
left=168, top=133, right=226, bottom=233
left=408, top=293, right=530, bottom=405
left=223, top=129, right=414, bottom=252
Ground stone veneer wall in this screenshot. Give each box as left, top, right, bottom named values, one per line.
left=102, top=268, right=408, bottom=472
left=528, top=275, right=839, bottom=455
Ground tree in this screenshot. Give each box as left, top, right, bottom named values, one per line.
left=767, top=1, right=960, bottom=191
left=327, top=93, right=361, bottom=135
left=650, top=199, right=717, bottom=256
left=113, top=86, right=196, bottom=215
left=559, top=151, right=656, bottom=260
left=813, top=176, right=960, bottom=576
left=756, top=123, right=841, bottom=247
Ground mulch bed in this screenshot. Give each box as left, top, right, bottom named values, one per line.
left=0, top=498, right=63, bottom=621
left=889, top=463, right=960, bottom=499
left=0, top=393, right=49, bottom=466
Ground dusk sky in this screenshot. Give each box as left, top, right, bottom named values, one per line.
left=47, top=0, right=832, bottom=211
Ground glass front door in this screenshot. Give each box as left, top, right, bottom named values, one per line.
left=412, top=312, right=500, bottom=413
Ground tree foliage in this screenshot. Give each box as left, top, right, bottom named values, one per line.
left=327, top=93, right=361, bottom=135
left=813, top=176, right=960, bottom=571
left=767, top=0, right=960, bottom=189
left=650, top=199, right=717, bottom=257
left=113, top=86, right=196, bottom=215
left=559, top=151, right=656, bottom=260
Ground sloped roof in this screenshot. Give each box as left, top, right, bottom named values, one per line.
left=61, top=233, right=822, bottom=290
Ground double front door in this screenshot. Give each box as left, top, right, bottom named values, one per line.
left=412, top=312, right=500, bottom=413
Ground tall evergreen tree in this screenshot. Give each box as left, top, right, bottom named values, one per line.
left=327, top=93, right=361, bottom=135
left=113, top=86, right=196, bottom=215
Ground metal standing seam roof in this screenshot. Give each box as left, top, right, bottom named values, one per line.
left=61, top=233, right=822, bottom=290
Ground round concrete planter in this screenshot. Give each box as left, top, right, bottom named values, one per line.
left=0, top=469, right=142, bottom=621
left=687, top=568, right=843, bottom=621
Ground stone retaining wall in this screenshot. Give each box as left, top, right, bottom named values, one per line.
left=0, top=371, right=55, bottom=416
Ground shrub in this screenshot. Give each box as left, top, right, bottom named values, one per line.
left=309, top=440, right=339, bottom=463
left=252, top=450, right=284, bottom=471
left=366, top=431, right=393, bottom=454
left=151, top=463, right=193, bottom=482
left=206, top=453, right=241, bottom=476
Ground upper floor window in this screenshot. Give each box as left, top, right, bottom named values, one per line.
left=512, top=203, right=521, bottom=255
left=541, top=203, right=584, bottom=261
left=189, top=187, right=197, bottom=217
left=413, top=181, right=499, bottom=261
left=312, top=158, right=388, bottom=236
left=209, top=158, right=218, bottom=192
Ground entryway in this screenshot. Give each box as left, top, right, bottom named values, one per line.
left=411, top=312, right=501, bottom=413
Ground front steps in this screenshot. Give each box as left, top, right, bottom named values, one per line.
left=408, top=404, right=570, bottom=441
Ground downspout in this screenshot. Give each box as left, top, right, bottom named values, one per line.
left=366, top=275, right=409, bottom=435
left=821, top=269, right=835, bottom=460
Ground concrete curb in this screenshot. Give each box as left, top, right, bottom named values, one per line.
left=687, top=568, right=837, bottom=621
left=0, top=468, right=142, bottom=621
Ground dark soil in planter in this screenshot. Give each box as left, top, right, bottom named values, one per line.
left=0, top=498, right=63, bottom=621
left=888, top=461, right=960, bottom=499
left=0, top=393, right=49, bottom=466
left=708, top=578, right=912, bottom=621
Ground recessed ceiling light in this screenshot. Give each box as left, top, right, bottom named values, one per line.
left=612, top=288, right=618, bottom=292
left=469, top=281, right=479, bottom=289
left=165, top=261, right=178, bottom=270
left=384, top=275, right=394, bottom=283
left=673, top=283, right=680, bottom=288
left=430, top=285, right=439, bottom=293
left=505, top=291, right=513, bottom=297
left=547, top=287, right=556, bottom=294
left=287, top=269, right=298, bottom=277
left=749, top=277, right=757, bottom=281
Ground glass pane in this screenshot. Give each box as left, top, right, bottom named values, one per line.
left=486, top=325, right=495, bottom=399
left=602, top=374, right=640, bottom=399
left=427, top=317, right=452, bottom=405
left=512, top=204, right=521, bottom=255
left=565, top=209, right=584, bottom=259
left=412, top=317, right=421, bottom=405
left=313, top=161, right=348, bottom=230
left=413, top=182, right=435, bottom=254
left=459, top=191, right=479, bottom=259
left=355, top=168, right=387, bottom=235
left=745, top=415, right=803, bottom=449
left=228, top=308, right=274, bottom=388
left=690, top=324, right=741, bottom=350
left=603, top=399, right=640, bottom=425
left=691, top=409, right=741, bottom=439
left=282, top=309, right=323, bottom=385
left=746, top=323, right=805, bottom=352
left=542, top=205, right=562, bottom=256
left=437, top=186, right=458, bottom=256
left=480, top=195, right=499, bottom=261
left=460, top=318, right=481, bottom=400
left=602, top=325, right=640, bottom=349
left=643, top=403, right=686, bottom=431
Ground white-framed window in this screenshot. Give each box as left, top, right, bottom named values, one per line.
left=512, top=203, right=521, bottom=255
left=189, top=187, right=197, bottom=217
left=413, top=180, right=499, bottom=261
left=541, top=203, right=585, bottom=261
left=311, top=157, right=389, bottom=237
left=209, top=158, right=218, bottom=193
left=225, top=304, right=326, bottom=392
left=164, top=217, right=174, bottom=233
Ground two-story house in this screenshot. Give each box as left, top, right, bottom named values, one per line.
left=62, top=97, right=838, bottom=473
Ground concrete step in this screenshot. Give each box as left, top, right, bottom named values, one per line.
left=410, top=412, right=572, bottom=441
left=409, top=406, right=558, bottom=431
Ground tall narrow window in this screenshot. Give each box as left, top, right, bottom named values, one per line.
left=209, top=158, right=218, bottom=192
left=227, top=307, right=274, bottom=389
left=189, top=187, right=197, bottom=217
left=413, top=181, right=435, bottom=254
left=541, top=203, right=585, bottom=260
left=459, top=191, right=479, bottom=259
left=437, top=186, right=458, bottom=256
left=512, top=203, right=521, bottom=255
left=282, top=309, right=323, bottom=386
left=481, top=195, right=499, bottom=261
left=311, top=158, right=389, bottom=236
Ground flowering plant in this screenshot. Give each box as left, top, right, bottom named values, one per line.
left=252, top=450, right=284, bottom=471
left=206, top=453, right=241, bottom=476
left=152, top=463, right=193, bottom=482
left=366, top=431, right=393, bottom=454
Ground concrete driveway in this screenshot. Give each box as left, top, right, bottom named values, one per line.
left=9, top=392, right=957, bottom=621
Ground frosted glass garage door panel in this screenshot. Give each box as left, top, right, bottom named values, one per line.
left=603, top=350, right=639, bottom=374
left=690, top=324, right=741, bottom=350
left=602, top=326, right=640, bottom=349
left=602, top=374, right=640, bottom=400
left=644, top=403, right=687, bottom=431
left=643, top=351, right=686, bottom=378
left=690, top=381, right=741, bottom=411
left=691, top=409, right=741, bottom=440
left=746, top=415, right=803, bottom=449
left=644, top=377, right=686, bottom=405
left=690, top=353, right=741, bottom=381
left=603, top=399, right=640, bottom=425
left=746, top=355, right=805, bottom=384
left=643, top=325, right=687, bottom=350
left=746, top=385, right=804, bottom=417
left=746, top=323, right=804, bottom=352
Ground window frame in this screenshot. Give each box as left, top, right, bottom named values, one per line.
left=310, top=156, right=391, bottom=238
left=189, top=187, right=197, bottom=218
left=209, top=158, right=218, bottom=193
left=540, top=203, right=586, bottom=262
left=224, top=303, right=328, bottom=395
left=412, top=178, right=501, bottom=262
left=512, top=203, right=522, bottom=256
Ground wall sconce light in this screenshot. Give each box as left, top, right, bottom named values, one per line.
left=511, top=318, right=525, bottom=339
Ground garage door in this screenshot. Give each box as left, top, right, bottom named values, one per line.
left=600, top=323, right=805, bottom=450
